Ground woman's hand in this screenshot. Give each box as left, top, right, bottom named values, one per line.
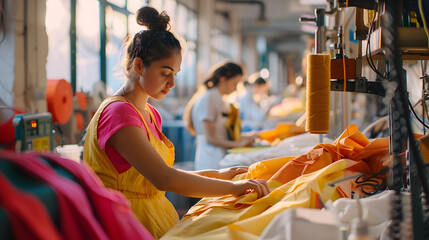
left=232, top=179, right=270, bottom=198
left=216, top=167, right=248, bottom=180
left=236, top=135, right=257, bottom=147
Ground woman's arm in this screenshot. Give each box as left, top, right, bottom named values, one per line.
left=192, top=167, right=248, bottom=180
left=203, top=120, right=255, bottom=148
left=108, top=126, right=269, bottom=198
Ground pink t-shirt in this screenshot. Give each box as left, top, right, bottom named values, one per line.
left=97, top=101, right=163, bottom=173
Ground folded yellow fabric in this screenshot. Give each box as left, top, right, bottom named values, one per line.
left=161, top=125, right=390, bottom=240
left=259, top=122, right=306, bottom=144
left=227, top=146, right=269, bottom=154
left=162, top=161, right=347, bottom=240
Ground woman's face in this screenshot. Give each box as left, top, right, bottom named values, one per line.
left=138, top=50, right=182, bottom=100
left=223, top=74, right=242, bottom=95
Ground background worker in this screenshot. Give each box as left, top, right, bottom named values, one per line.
left=183, top=62, right=257, bottom=170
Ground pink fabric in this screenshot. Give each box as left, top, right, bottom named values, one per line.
left=0, top=172, right=63, bottom=240
left=1, top=151, right=109, bottom=240
left=41, top=153, right=155, bottom=240
left=97, top=101, right=163, bottom=173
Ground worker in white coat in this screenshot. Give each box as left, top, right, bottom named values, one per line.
left=238, top=73, right=271, bottom=131
left=184, top=62, right=256, bottom=170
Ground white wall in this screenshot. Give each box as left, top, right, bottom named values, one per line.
left=0, top=0, right=48, bottom=112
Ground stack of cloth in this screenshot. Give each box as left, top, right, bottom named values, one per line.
left=220, top=133, right=333, bottom=167
left=162, top=125, right=390, bottom=240
left=0, top=151, right=153, bottom=240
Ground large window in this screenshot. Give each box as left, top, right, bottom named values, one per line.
left=76, top=0, right=100, bottom=93
left=151, top=0, right=198, bottom=99
left=46, top=0, right=196, bottom=100
left=175, top=4, right=198, bottom=98
left=210, top=27, right=232, bottom=65
left=46, top=0, right=71, bottom=82
left=46, top=0, right=148, bottom=95
left=105, top=5, right=128, bottom=95
left=101, top=0, right=147, bottom=95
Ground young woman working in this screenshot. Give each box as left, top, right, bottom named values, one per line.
left=83, top=6, right=269, bottom=239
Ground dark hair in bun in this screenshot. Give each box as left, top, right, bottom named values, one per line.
left=136, top=7, right=170, bottom=31
left=122, top=6, right=181, bottom=76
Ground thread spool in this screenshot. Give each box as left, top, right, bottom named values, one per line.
left=75, top=112, right=84, bottom=131
left=76, top=91, right=87, bottom=110
left=305, top=54, right=331, bottom=134
left=46, top=79, right=73, bottom=124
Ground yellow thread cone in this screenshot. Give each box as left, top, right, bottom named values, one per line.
left=306, top=54, right=331, bottom=134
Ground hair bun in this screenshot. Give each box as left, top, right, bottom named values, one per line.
left=136, top=6, right=170, bottom=31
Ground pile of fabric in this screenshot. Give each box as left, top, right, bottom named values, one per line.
left=0, top=151, right=153, bottom=240
left=162, top=125, right=390, bottom=239
left=220, top=133, right=333, bottom=167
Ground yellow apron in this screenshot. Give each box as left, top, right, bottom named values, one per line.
left=226, top=103, right=241, bottom=141
left=83, top=96, right=179, bottom=239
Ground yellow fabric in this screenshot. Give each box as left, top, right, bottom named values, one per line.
left=83, top=96, right=179, bottom=239
left=226, top=103, right=241, bottom=141
left=161, top=125, right=390, bottom=240
left=259, top=122, right=306, bottom=144
left=227, top=146, right=268, bottom=154
left=162, top=161, right=347, bottom=240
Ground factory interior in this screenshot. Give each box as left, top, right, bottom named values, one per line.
left=1, top=0, right=429, bottom=239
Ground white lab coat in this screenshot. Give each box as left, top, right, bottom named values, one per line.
left=191, top=88, right=228, bottom=170
left=237, top=89, right=267, bottom=131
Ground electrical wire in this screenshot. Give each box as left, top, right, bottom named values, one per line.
left=420, top=60, right=429, bottom=128
left=409, top=99, right=429, bottom=130
left=367, top=12, right=386, bottom=78
left=365, top=8, right=387, bottom=79
left=327, top=166, right=390, bottom=196
left=418, top=0, right=429, bottom=46
left=355, top=167, right=389, bottom=195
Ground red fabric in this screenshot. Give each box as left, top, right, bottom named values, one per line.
left=0, top=173, right=62, bottom=240
left=1, top=151, right=108, bottom=240
left=41, top=153, right=155, bottom=240
left=97, top=101, right=162, bottom=173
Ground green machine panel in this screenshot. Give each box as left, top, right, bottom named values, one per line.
left=13, top=113, right=53, bottom=152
